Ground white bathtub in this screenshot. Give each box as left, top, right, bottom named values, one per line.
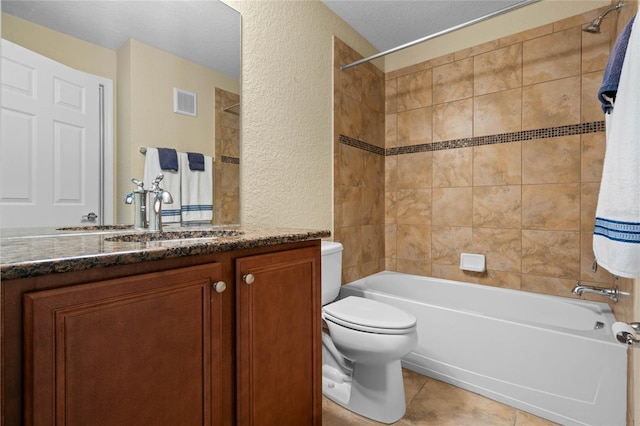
left=340, top=271, right=627, bottom=426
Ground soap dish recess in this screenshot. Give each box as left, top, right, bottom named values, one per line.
left=460, top=253, right=486, bottom=272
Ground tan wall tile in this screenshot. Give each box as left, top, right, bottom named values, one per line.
left=522, top=183, right=580, bottom=231
left=396, top=258, right=431, bottom=276
left=339, top=185, right=362, bottom=227
left=472, top=228, right=522, bottom=273
left=433, top=58, right=473, bottom=104
left=362, top=184, right=384, bottom=226
left=363, top=150, right=384, bottom=188
left=362, top=67, right=384, bottom=113
left=397, top=69, right=432, bottom=112
left=432, top=187, right=473, bottom=227
left=339, top=225, right=363, bottom=270
left=473, top=185, right=522, bottom=228
left=433, top=147, right=472, bottom=188
left=581, top=132, right=606, bottom=182
left=362, top=106, right=384, bottom=147
left=522, top=230, right=580, bottom=278
left=522, top=27, right=581, bottom=85
left=522, top=135, right=581, bottom=184
left=431, top=226, right=472, bottom=265
left=338, top=143, right=364, bottom=186
left=385, top=191, right=397, bottom=224
left=385, top=155, right=398, bottom=191
left=336, top=93, right=363, bottom=140
left=397, top=189, right=432, bottom=225
left=474, top=44, right=522, bottom=96
left=397, top=107, right=433, bottom=146
left=385, top=78, right=398, bottom=114
left=339, top=60, right=363, bottom=103
left=582, top=71, right=606, bottom=123
left=398, top=151, right=432, bottom=189
left=385, top=113, right=398, bottom=148
left=522, top=76, right=581, bottom=130
left=521, top=274, right=576, bottom=298
left=471, top=270, right=521, bottom=289
left=473, top=142, right=522, bottom=186
left=385, top=224, right=397, bottom=258
left=396, top=224, right=431, bottom=262
left=581, top=182, right=599, bottom=232
left=433, top=98, right=473, bottom=142
left=473, top=88, right=522, bottom=136
left=362, top=224, right=384, bottom=264
left=582, top=17, right=614, bottom=73
left=431, top=263, right=469, bottom=281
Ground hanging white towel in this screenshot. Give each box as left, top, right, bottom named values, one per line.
left=593, top=16, right=640, bottom=278
left=143, top=147, right=182, bottom=224
left=179, top=152, right=213, bottom=223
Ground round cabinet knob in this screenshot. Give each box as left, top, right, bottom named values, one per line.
left=243, top=274, right=255, bottom=285
left=213, top=281, right=227, bottom=293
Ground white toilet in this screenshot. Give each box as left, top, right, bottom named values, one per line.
left=321, top=241, right=418, bottom=424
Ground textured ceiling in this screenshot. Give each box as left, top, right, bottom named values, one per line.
left=2, top=0, right=531, bottom=80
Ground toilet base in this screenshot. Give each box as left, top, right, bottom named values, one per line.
left=322, top=360, right=407, bottom=424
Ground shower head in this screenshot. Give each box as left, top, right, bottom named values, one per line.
left=583, top=1, right=624, bottom=33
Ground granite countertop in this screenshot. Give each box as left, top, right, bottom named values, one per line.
left=0, top=224, right=331, bottom=280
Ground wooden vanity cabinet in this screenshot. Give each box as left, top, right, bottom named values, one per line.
left=7, top=240, right=321, bottom=426
left=236, top=246, right=322, bottom=425
left=23, top=263, right=224, bottom=426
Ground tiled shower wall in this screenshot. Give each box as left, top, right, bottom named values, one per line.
left=215, top=88, right=240, bottom=225
left=334, top=6, right=634, bottom=320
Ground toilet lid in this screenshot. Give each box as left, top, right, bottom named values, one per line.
left=322, top=296, right=417, bottom=334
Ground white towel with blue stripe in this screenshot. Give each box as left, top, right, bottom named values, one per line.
left=179, top=152, right=213, bottom=223
left=143, top=148, right=182, bottom=223
left=593, top=16, right=640, bottom=278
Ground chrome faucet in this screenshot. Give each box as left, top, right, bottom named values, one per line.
left=124, top=178, right=148, bottom=230
left=572, top=281, right=619, bottom=302
left=149, top=174, right=173, bottom=232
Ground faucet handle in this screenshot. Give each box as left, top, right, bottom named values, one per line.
left=152, top=173, right=164, bottom=187
left=131, top=178, right=146, bottom=192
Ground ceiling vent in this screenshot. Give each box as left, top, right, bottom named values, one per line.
left=174, top=88, right=197, bottom=117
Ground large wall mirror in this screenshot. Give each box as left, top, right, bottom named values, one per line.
left=1, top=1, right=240, bottom=228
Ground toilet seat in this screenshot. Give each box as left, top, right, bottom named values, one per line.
left=323, top=296, right=417, bottom=335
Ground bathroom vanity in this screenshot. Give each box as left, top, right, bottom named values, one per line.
left=1, top=225, right=329, bottom=426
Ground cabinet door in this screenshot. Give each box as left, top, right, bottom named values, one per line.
left=236, top=246, right=321, bottom=426
left=23, top=263, right=224, bottom=426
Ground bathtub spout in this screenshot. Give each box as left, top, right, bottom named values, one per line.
left=572, top=281, right=619, bottom=302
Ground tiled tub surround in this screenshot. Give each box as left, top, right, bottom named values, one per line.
left=333, top=6, right=635, bottom=323
left=215, top=88, right=241, bottom=225
left=0, top=225, right=330, bottom=280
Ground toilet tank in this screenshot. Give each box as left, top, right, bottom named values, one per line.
left=321, top=241, right=343, bottom=305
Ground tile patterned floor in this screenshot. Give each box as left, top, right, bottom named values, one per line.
left=322, top=369, right=560, bottom=426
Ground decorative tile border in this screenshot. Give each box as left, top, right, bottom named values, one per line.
left=221, top=156, right=240, bottom=164
left=339, top=135, right=385, bottom=155
left=340, top=121, right=605, bottom=156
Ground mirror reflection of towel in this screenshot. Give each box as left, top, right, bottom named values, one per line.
left=187, top=152, right=205, bottom=171
left=179, top=152, right=213, bottom=223
left=157, top=147, right=179, bottom=171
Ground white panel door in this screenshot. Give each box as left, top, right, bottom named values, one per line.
left=1, top=39, right=112, bottom=228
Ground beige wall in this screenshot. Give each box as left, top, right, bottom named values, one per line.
left=2, top=13, right=117, bottom=80
left=116, top=39, right=239, bottom=223
left=226, top=0, right=378, bottom=229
